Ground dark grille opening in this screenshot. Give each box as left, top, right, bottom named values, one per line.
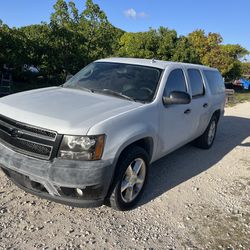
left=0, top=115, right=57, bottom=140
left=58, top=185, right=103, bottom=199
left=15, top=140, right=52, bottom=158
left=0, top=115, right=61, bottom=160
left=16, top=124, right=56, bottom=139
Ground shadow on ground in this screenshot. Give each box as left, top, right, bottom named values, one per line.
left=140, top=115, right=250, bottom=206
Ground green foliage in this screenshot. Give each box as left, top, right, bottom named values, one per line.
left=116, top=27, right=199, bottom=63
left=242, top=62, right=250, bottom=78
left=0, top=22, right=30, bottom=79
left=117, top=30, right=158, bottom=58
left=117, top=27, right=179, bottom=60
left=0, top=0, right=249, bottom=85
left=187, top=30, right=248, bottom=79
left=157, top=27, right=177, bottom=60
left=171, top=36, right=199, bottom=63
left=80, top=0, right=118, bottom=63
left=0, top=0, right=123, bottom=84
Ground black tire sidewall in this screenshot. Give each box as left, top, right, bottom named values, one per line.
left=109, top=146, right=149, bottom=211
left=205, top=116, right=218, bottom=147
left=194, top=114, right=219, bottom=149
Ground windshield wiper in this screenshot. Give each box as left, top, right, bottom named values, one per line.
left=63, top=85, right=137, bottom=101
left=92, top=89, right=136, bottom=102
left=63, top=84, right=93, bottom=93
left=77, top=86, right=94, bottom=93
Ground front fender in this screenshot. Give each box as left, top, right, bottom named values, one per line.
left=111, top=124, right=155, bottom=164
left=87, top=104, right=159, bottom=165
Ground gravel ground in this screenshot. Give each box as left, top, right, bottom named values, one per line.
left=0, top=102, right=249, bottom=250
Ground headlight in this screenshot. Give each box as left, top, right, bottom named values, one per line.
left=58, top=135, right=105, bottom=160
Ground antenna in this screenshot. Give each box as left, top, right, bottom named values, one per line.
left=151, top=58, right=156, bottom=63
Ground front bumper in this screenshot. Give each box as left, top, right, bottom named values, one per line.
left=0, top=142, right=113, bottom=207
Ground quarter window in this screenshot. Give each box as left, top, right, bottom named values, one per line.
left=164, top=69, right=187, bottom=97
left=187, top=69, right=204, bottom=97
left=203, top=70, right=225, bottom=94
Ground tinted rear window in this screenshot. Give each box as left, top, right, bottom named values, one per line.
left=203, top=70, right=225, bottom=94
left=187, top=69, right=204, bottom=97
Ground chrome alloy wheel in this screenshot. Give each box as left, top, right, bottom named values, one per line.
left=120, top=158, right=146, bottom=203
left=208, top=120, right=216, bottom=145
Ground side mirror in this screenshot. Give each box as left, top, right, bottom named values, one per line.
left=66, top=74, right=73, bottom=82
left=163, top=91, right=191, bottom=105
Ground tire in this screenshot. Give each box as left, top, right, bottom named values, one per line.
left=195, top=115, right=218, bottom=149
left=108, top=146, right=149, bottom=211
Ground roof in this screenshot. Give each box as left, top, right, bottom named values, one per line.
left=96, top=57, right=215, bottom=70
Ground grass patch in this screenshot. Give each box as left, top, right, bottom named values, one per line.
left=234, top=90, right=250, bottom=103
left=226, top=89, right=250, bottom=106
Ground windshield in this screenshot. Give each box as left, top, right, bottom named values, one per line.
left=63, top=62, right=162, bottom=103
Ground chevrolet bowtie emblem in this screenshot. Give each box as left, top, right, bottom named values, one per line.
left=9, top=128, right=22, bottom=138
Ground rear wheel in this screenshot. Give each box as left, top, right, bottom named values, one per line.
left=108, top=146, right=149, bottom=211
left=195, top=115, right=218, bottom=149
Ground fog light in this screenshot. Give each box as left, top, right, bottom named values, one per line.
left=76, top=188, right=83, bottom=196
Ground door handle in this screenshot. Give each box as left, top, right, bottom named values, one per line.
left=203, top=103, right=208, bottom=108
left=184, top=109, right=191, bottom=114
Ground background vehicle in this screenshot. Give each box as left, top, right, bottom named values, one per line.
left=0, top=58, right=225, bottom=210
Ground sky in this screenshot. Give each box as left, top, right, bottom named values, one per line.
left=0, top=0, right=249, bottom=60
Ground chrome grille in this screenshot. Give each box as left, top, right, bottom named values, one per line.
left=0, top=115, right=61, bottom=160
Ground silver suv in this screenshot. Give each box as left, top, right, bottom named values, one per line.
left=0, top=58, right=225, bottom=210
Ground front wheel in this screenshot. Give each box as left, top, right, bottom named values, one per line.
left=195, top=115, right=218, bottom=149
left=108, top=146, right=149, bottom=211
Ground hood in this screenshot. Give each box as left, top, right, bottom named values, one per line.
left=0, top=87, right=142, bottom=135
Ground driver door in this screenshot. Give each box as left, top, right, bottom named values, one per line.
left=158, top=68, right=195, bottom=157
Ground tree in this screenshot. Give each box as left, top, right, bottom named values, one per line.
left=50, top=0, right=70, bottom=27
left=79, top=0, right=118, bottom=63
left=242, top=62, right=250, bottom=78
left=117, top=30, right=158, bottom=58
left=171, top=36, right=199, bottom=63
left=20, top=24, right=52, bottom=70
left=188, top=30, right=248, bottom=79
left=0, top=1, right=249, bottom=86
left=49, top=0, right=84, bottom=76
left=47, top=0, right=121, bottom=76
left=157, top=27, right=177, bottom=60
left=201, top=44, right=248, bottom=80
left=0, top=23, right=28, bottom=72
left=117, top=27, right=177, bottom=60
left=188, top=30, right=223, bottom=63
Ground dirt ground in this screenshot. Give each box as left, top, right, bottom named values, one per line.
left=0, top=102, right=249, bottom=250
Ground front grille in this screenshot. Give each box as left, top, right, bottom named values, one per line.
left=0, top=115, right=57, bottom=140
left=0, top=115, right=62, bottom=160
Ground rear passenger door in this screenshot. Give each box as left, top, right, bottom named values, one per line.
left=186, top=68, right=210, bottom=137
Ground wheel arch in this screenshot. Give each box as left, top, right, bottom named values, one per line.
left=105, top=136, right=154, bottom=201
left=115, top=136, right=154, bottom=164
left=213, top=109, right=221, bottom=121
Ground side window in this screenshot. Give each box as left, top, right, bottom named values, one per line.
left=164, top=69, right=187, bottom=97
left=187, top=69, right=204, bottom=97
left=203, top=70, right=225, bottom=94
